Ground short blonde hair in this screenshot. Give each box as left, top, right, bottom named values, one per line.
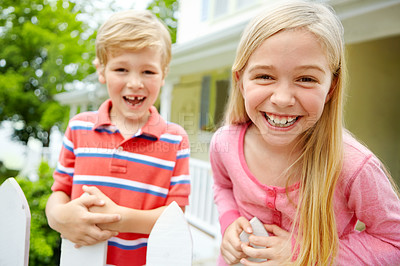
left=225, top=1, right=346, bottom=265
left=95, top=10, right=171, bottom=76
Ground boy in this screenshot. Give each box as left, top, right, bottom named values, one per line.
left=45, top=10, right=191, bottom=266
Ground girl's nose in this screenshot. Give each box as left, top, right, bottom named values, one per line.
left=270, top=84, right=295, bottom=107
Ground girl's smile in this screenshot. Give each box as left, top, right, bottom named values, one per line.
left=263, top=112, right=299, bottom=129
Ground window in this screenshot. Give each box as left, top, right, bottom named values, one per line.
left=199, top=75, right=230, bottom=131
left=201, top=0, right=210, bottom=21
left=236, top=0, right=258, bottom=9
left=213, top=80, right=230, bottom=127
left=199, top=76, right=211, bottom=130
left=214, top=0, right=229, bottom=18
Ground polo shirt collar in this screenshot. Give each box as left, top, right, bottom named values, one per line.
left=93, top=99, right=167, bottom=140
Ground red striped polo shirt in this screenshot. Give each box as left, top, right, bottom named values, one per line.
left=52, top=99, right=191, bottom=266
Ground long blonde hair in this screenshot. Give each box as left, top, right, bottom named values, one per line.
left=226, top=1, right=345, bottom=264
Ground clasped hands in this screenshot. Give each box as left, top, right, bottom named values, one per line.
left=57, top=185, right=122, bottom=248
left=221, top=217, right=292, bottom=265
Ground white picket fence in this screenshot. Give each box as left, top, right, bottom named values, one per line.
left=0, top=178, right=31, bottom=266
left=186, top=158, right=220, bottom=241
left=0, top=159, right=219, bottom=265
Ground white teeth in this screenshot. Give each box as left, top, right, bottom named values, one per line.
left=265, top=114, right=298, bottom=127
left=125, top=96, right=144, bottom=101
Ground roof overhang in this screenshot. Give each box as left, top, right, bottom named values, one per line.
left=167, top=0, right=400, bottom=82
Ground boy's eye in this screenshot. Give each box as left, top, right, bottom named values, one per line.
left=144, top=70, right=156, bottom=75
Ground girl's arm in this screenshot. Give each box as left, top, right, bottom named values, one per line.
left=338, top=156, right=400, bottom=264
left=210, top=130, right=242, bottom=234
left=210, top=130, right=252, bottom=264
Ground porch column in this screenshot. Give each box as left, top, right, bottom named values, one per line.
left=69, top=104, right=78, bottom=119
left=160, top=78, right=178, bottom=121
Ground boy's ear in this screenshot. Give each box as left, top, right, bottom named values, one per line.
left=97, top=67, right=106, bottom=84
left=93, top=57, right=106, bottom=84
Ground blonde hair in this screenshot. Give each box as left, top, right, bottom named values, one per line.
left=226, top=1, right=345, bottom=264
left=95, top=10, right=171, bottom=76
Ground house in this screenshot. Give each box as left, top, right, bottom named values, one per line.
left=164, top=0, right=400, bottom=179
left=54, top=0, right=400, bottom=263
left=56, top=0, right=400, bottom=177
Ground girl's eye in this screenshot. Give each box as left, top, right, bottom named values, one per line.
left=115, top=68, right=127, bottom=72
left=256, top=74, right=273, bottom=80
left=299, top=77, right=317, bottom=82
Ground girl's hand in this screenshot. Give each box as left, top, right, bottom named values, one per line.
left=240, top=224, right=292, bottom=265
left=221, top=217, right=253, bottom=265
left=53, top=192, right=120, bottom=247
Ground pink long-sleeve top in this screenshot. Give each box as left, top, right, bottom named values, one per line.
left=210, top=124, right=400, bottom=265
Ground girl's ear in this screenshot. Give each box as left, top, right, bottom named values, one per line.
left=234, top=71, right=240, bottom=82
left=235, top=71, right=244, bottom=94
left=326, top=75, right=338, bottom=103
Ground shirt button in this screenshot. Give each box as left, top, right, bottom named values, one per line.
left=267, top=202, right=274, bottom=209
left=267, top=190, right=276, bottom=197
left=117, top=146, right=123, bottom=151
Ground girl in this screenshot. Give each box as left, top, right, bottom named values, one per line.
left=210, top=1, right=400, bottom=265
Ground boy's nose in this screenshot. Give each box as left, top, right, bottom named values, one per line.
left=127, top=75, right=144, bottom=89
left=270, top=84, right=295, bottom=107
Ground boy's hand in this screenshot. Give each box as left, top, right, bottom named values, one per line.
left=240, top=224, right=291, bottom=265
left=221, top=217, right=252, bottom=265
left=50, top=192, right=120, bottom=247
left=83, top=185, right=124, bottom=231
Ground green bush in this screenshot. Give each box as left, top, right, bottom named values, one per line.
left=16, top=161, right=61, bottom=266
left=0, top=161, right=19, bottom=185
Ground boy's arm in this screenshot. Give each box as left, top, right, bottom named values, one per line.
left=45, top=190, right=121, bottom=247
left=83, top=186, right=184, bottom=234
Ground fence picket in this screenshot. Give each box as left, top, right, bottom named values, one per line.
left=0, top=178, right=31, bottom=266
left=60, top=239, right=107, bottom=266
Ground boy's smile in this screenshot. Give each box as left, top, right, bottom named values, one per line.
left=98, top=47, right=165, bottom=131
left=123, top=96, right=146, bottom=106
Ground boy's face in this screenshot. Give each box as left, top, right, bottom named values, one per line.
left=98, top=47, right=165, bottom=127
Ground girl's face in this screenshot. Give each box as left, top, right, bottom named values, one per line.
left=238, top=28, right=333, bottom=148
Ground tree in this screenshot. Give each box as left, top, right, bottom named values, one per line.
left=147, top=0, right=179, bottom=43
left=0, top=0, right=178, bottom=147
left=0, top=0, right=96, bottom=146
